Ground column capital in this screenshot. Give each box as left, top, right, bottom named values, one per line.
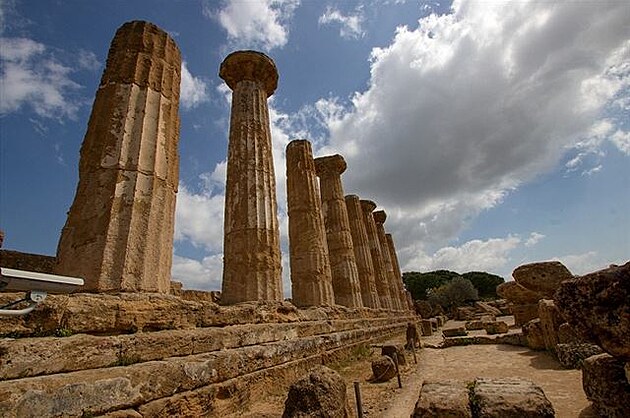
left=373, top=210, right=387, bottom=224
left=360, top=199, right=377, bottom=213
left=219, top=50, right=278, bottom=97
left=314, top=154, right=347, bottom=177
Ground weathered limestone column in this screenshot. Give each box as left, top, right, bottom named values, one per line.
left=286, top=140, right=335, bottom=307
left=55, top=21, right=181, bottom=293
left=373, top=211, right=404, bottom=310
left=344, top=195, right=380, bottom=308
left=219, top=51, right=283, bottom=304
left=360, top=200, right=394, bottom=310
left=386, top=232, right=410, bottom=311
left=314, top=155, right=363, bottom=308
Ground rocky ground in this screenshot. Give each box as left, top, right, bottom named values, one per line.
left=244, top=316, right=596, bottom=418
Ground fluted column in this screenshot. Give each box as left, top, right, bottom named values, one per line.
left=386, top=232, right=409, bottom=311
left=360, top=200, right=394, bottom=310
left=373, top=211, right=403, bottom=310
left=286, top=140, right=335, bottom=307
left=344, top=195, right=380, bottom=308
left=314, top=155, right=363, bottom=308
left=220, top=50, right=283, bottom=304
left=55, top=21, right=181, bottom=293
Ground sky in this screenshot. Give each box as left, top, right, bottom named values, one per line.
left=1, top=0, right=628, bottom=295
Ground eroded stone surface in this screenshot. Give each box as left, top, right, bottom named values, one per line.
left=220, top=50, right=283, bottom=304
left=496, top=282, right=542, bottom=304
left=511, top=303, right=539, bottom=326
left=372, top=211, right=404, bottom=311
left=344, top=195, right=380, bottom=308
left=282, top=366, right=349, bottom=418
left=554, top=262, right=630, bottom=360
left=538, top=299, right=563, bottom=352
left=513, top=261, right=573, bottom=298
left=55, top=21, right=181, bottom=293
left=381, top=344, right=406, bottom=366
left=287, top=140, right=335, bottom=307
left=582, top=353, right=630, bottom=417
left=484, top=321, right=509, bottom=335
left=371, top=355, right=396, bottom=382
left=522, top=319, right=546, bottom=350
left=472, top=377, right=555, bottom=417
left=412, top=380, right=472, bottom=418
left=361, top=200, right=394, bottom=310
left=314, top=155, right=363, bottom=308
left=556, top=343, right=603, bottom=369
left=443, top=327, right=467, bottom=337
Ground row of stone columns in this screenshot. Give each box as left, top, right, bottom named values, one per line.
left=285, top=139, right=409, bottom=310
left=52, top=18, right=410, bottom=311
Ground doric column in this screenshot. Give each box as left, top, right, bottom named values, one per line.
left=219, top=50, right=283, bottom=304
left=373, top=211, right=403, bottom=310
left=314, top=155, right=363, bottom=308
left=344, top=195, right=380, bottom=308
left=360, top=200, right=394, bottom=310
left=286, top=140, right=335, bottom=307
left=386, top=232, right=409, bottom=311
left=55, top=21, right=181, bottom=293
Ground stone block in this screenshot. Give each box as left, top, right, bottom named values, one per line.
left=538, top=299, right=563, bottom=352
left=472, top=377, right=555, bottom=417
left=382, top=344, right=407, bottom=366
left=465, top=320, right=485, bottom=331
left=512, top=261, right=573, bottom=298
left=282, top=366, right=349, bottom=418
left=582, top=353, right=630, bottom=417
left=557, top=322, right=580, bottom=344
left=421, top=320, right=433, bottom=336
left=412, top=380, right=472, bottom=418
left=556, top=343, right=603, bottom=369
left=371, top=355, right=396, bottom=382
left=522, top=319, right=545, bottom=350
left=555, top=262, right=630, bottom=361
left=429, top=318, right=438, bottom=331
left=475, top=301, right=502, bottom=317
left=496, top=281, right=542, bottom=304
left=511, top=303, right=539, bottom=326
left=484, top=321, right=508, bottom=335
left=443, top=327, right=467, bottom=337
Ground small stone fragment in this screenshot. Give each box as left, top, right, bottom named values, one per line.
left=443, top=327, right=467, bottom=337
left=371, top=355, right=397, bottom=382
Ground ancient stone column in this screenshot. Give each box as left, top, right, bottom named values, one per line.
left=360, top=200, right=394, bottom=310
left=314, top=155, right=363, bottom=308
left=55, top=21, right=181, bottom=293
left=344, top=195, right=380, bottom=309
left=286, top=140, right=335, bottom=307
left=219, top=50, right=283, bottom=304
left=373, top=211, right=403, bottom=310
left=386, top=232, right=410, bottom=311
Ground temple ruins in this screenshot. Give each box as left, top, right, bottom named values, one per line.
left=314, top=155, right=363, bottom=308
left=219, top=50, right=283, bottom=304
left=286, top=140, right=335, bottom=307
left=373, top=210, right=405, bottom=310
left=344, top=195, right=381, bottom=308
left=54, top=21, right=181, bottom=293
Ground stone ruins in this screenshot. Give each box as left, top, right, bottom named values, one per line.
left=54, top=21, right=181, bottom=293
left=219, top=50, right=283, bottom=304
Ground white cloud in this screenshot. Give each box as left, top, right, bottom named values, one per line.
left=171, top=254, right=223, bottom=290
left=314, top=0, right=629, bottom=269
left=174, top=181, right=225, bottom=252
left=209, top=0, right=300, bottom=50
left=180, top=61, right=210, bottom=110
left=551, top=251, right=625, bottom=276
left=610, top=130, right=630, bottom=155
left=525, top=232, right=545, bottom=247
left=318, top=6, right=365, bottom=40
left=0, top=37, right=82, bottom=119
left=77, top=50, right=100, bottom=71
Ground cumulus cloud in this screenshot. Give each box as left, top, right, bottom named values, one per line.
left=180, top=61, right=210, bottom=110
left=174, top=181, right=225, bottom=252
left=209, top=0, right=300, bottom=50
left=525, top=232, right=545, bottom=247
left=171, top=254, right=223, bottom=290
left=318, top=6, right=365, bottom=40
left=0, top=37, right=83, bottom=119
left=315, top=0, right=629, bottom=269
left=551, top=251, right=623, bottom=276
left=610, top=130, right=630, bottom=155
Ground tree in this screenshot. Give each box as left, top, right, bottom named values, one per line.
left=462, top=271, right=505, bottom=299
left=427, top=277, right=479, bottom=310
left=403, top=270, right=460, bottom=300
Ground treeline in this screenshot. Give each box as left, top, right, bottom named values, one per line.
left=403, top=270, right=505, bottom=302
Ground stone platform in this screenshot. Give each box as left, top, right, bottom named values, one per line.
left=0, top=293, right=415, bottom=417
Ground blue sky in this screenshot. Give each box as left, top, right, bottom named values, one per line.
left=1, top=0, right=628, bottom=293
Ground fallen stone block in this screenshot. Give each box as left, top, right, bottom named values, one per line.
left=557, top=322, right=580, bottom=344
left=511, top=303, right=539, bottom=326
left=582, top=353, right=630, bottom=418
left=475, top=301, right=502, bottom=317
left=472, top=377, right=555, bottom=417
left=496, top=282, right=542, bottom=304
left=420, top=320, right=433, bottom=336
left=465, top=320, right=485, bottom=331
left=538, top=299, right=563, bottom=352
left=556, top=343, right=603, bottom=369
left=513, top=261, right=573, bottom=298
left=371, top=355, right=396, bottom=382
left=443, top=327, right=467, bottom=338
left=484, top=321, right=508, bottom=335
left=522, top=319, right=545, bottom=350
left=381, top=344, right=406, bottom=366
left=282, top=366, right=349, bottom=418
left=412, top=379, right=472, bottom=418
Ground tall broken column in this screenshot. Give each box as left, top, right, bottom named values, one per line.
left=386, top=232, right=409, bottom=311
left=373, top=211, right=404, bottom=310
left=344, top=195, right=380, bottom=309
left=286, top=140, right=335, bottom=307
left=219, top=50, right=283, bottom=304
left=55, top=21, right=181, bottom=293
left=360, top=200, right=394, bottom=310
left=314, top=155, right=363, bottom=308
